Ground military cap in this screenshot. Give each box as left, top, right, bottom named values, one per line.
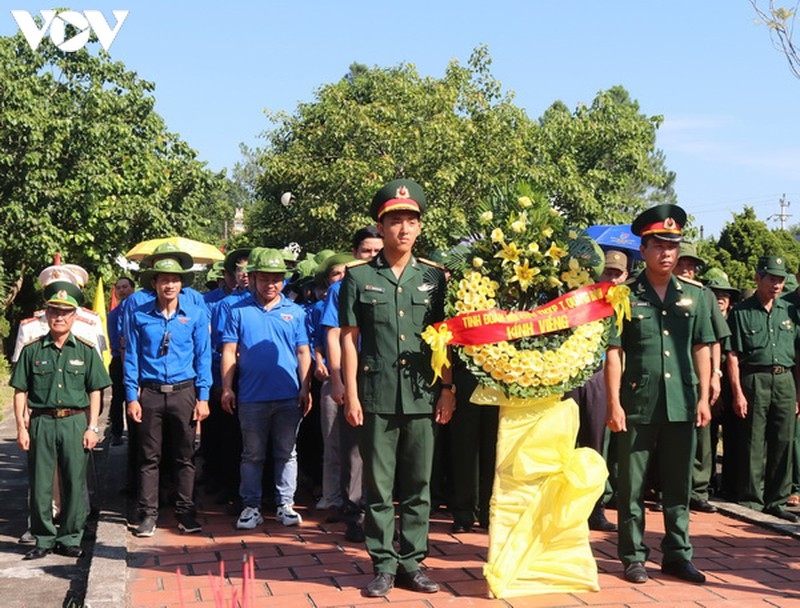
left=139, top=257, right=195, bottom=288
left=370, top=178, right=427, bottom=221
left=603, top=249, right=629, bottom=273
left=702, top=268, right=740, bottom=298
left=247, top=248, right=290, bottom=275
left=140, top=242, right=194, bottom=270
left=38, top=264, right=83, bottom=287
left=757, top=255, right=788, bottom=278
left=223, top=248, right=251, bottom=274
left=43, top=280, right=83, bottom=309
left=631, top=204, right=686, bottom=242
left=678, top=241, right=705, bottom=266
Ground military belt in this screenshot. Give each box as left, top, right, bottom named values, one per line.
left=743, top=364, right=792, bottom=375
left=30, top=408, right=85, bottom=418
left=142, top=379, right=195, bottom=393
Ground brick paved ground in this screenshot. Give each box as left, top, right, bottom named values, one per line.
left=126, top=492, right=800, bottom=608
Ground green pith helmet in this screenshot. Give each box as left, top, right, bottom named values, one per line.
left=247, top=248, right=290, bottom=275
left=223, top=248, right=251, bottom=274
left=141, top=242, right=194, bottom=270
left=370, top=178, right=427, bottom=221
left=678, top=241, right=705, bottom=267
left=139, top=257, right=195, bottom=288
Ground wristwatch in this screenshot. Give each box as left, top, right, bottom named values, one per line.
left=440, top=383, right=457, bottom=395
left=87, top=425, right=100, bottom=434
left=712, top=369, right=723, bottom=377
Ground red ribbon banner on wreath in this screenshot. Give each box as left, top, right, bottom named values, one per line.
left=434, top=282, right=627, bottom=346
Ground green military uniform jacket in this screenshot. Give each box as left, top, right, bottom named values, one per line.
left=10, top=332, right=111, bottom=407
left=728, top=294, right=800, bottom=367
left=609, top=273, right=715, bottom=424
left=339, top=251, right=446, bottom=414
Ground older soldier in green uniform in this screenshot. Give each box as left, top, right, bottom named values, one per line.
left=727, top=256, right=800, bottom=522
left=675, top=242, right=731, bottom=513
left=340, top=178, right=455, bottom=598
left=11, top=281, right=111, bottom=560
left=606, top=204, right=715, bottom=585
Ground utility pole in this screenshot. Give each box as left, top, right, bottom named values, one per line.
left=771, top=194, right=791, bottom=230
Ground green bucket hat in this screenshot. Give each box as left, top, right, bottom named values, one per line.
left=757, top=255, right=789, bottom=279
left=139, top=257, right=195, bottom=288
left=702, top=269, right=740, bottom=298
left=784, top=273, right=799, bottom=293
left=315, top=252, right=355, bottom=284
left=247, top=248, right=290, bottom=275
left=43, top=280, right=83, bottom=309
left=678, top=241, right=706, bottom=267
left=141, top=242, right=194, bottom=270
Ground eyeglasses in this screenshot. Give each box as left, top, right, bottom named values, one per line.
left=46, top=307, right=76, bottom=318
left=159, top=331, right=171, bottom=356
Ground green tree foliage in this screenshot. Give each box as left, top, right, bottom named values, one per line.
left=699, top=206, right=800, bottom=290
left=249, top=47, right=673, bottom=254
left=0, top=31, right=227, bottom=327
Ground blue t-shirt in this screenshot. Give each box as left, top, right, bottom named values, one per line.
left=210, top=289, right=250, bottom=384
left=222, top=293, right=309, bottom=403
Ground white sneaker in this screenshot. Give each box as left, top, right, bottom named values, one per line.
left=236, top=506, right=263, bottom=530
left=276, top=504, right=302, bottom=526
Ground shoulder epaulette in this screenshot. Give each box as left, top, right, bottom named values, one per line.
left=676, top=275, right=703, bottom=288
left=624, top=276, right=637, bottom=286
left=76, top=335, right=97, bottom=349
left=345, top=259, right=369, bottom=269
left=418, top=258, right=445, bottom=270
left=24, top=334, right=45, bottom=346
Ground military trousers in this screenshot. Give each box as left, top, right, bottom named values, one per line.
left=359, top=412, right=434, bottom=575
left=29, top=413, right=89, bottom=549
left=617, top=419, right=695, bottom=567
left=738, top=370, right=795, bottom=511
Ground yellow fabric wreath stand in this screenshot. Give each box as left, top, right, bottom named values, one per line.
left=472, top=386, right=607, bottom=598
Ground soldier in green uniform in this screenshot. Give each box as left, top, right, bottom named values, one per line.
left=727, top=255, right=800, bottom=522
left=11, top=281, right=111, bottom=560
left=606, top=204, right=715, bottom=585
left=340, top=178, right=455, bottom=598
left=674, top=242, right=731, bottom=513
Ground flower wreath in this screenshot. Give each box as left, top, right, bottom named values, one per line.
left=423, top=184, right=630, bottom=400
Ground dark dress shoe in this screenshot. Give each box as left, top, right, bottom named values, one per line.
left=344, top=521, right=365, bottom=543
left=624, top=561, right=648, bottom=584
left=450, top=522, right=473, bottom=534
left=690, top=498, right=718, bottom=513
left=396, top=570, right=440, bottom=593
left=55, top=544, right=84, bottom=558
left=765, top=507, right=800, bottom=522
left=23, top=547, right=52, bottom=560
left=363, top=572, right=394, bottom=597
left=661, top=560, right=706, bottom=584
left=588, top=510, right=618, bottom=532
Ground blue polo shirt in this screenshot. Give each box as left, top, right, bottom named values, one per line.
left=222, top=293, right=309, bottom=403
left=210, top=289, right=250, bottom=384
left=203, top=285, right=229, bottom=310
left=123, top=296, right=212, bottom=403
left=320, top=279, right=342, bottom=329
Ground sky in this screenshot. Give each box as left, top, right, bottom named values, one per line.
left=3, top=1, right=800, bottom=240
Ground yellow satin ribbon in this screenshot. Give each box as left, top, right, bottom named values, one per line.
left=605, top=284, right=631, bottom=336
left=421, top=323, right=453, bottom=384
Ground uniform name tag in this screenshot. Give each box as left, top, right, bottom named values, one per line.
left=34, top=360, right=49, bottom=367
left=632, top=302, right=649, bottom=307
left=364, top=285, right=385, bottom=293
